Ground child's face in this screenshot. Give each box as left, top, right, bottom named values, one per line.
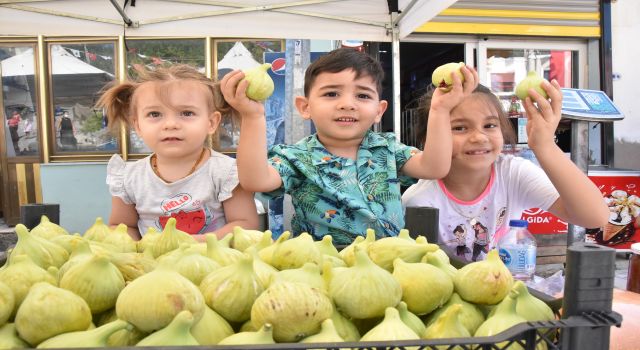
left=132, top=80, right=220, bottom=159
left=295, top=69, right=387, bottom=149
left=449, top=94, right=504, bottom=173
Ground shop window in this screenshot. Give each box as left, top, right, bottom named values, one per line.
left=1, top=44, right=40, bottom=158
left=214, top=40, right=283, bottom=153
left=125, top=39, right=206, bottom=154
left=49, top=42, right=116, bottom=154
left=486, top=48, right=576, bottom=113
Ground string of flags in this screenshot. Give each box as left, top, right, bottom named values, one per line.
left=63, top=46, right=168, bottom=65
left=65, top=47, right=112, bottom=62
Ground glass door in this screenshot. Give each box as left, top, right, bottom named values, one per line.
left=477, top=39, right=587, bottom=153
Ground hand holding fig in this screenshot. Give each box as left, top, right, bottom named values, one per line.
left=515, top=71, right=549, bottom=100
left=220, top=69, right=265, bottom=120
left=242, top=63, right=274, bottom=101
left=432, top=62, right=465, bottom=92
left=522, top=78, right=563, bottom=151
left=429, top=63, right=479, bottom=114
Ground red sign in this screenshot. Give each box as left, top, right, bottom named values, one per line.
left=586, top=175, right=640, bottom=250
left=521, top=208, right=567, bottom=234
left=520, top=174, right=640, bottom=250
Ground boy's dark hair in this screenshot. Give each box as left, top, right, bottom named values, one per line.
left=303, top=48, right=384, bottom=97
left=415, top=84, right=516, bottom=148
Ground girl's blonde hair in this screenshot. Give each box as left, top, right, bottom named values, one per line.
left=96, top=64, right=232, bottom=134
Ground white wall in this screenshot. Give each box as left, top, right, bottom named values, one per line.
left=612, top=0, right=640, bottom=170
left=40, top=163, right=111, bottom=234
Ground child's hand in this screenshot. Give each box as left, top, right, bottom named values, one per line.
left=523, top=79, right=562, bottom=152
left=220, top=70, right=265, bottom=120
left=429, top=65, right=479, bottom=114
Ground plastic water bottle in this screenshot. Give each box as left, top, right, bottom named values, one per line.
left=497, top=219, right=537, bottom=281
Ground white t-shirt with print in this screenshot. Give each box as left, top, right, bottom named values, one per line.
left=402, top=154, right=559, bottom=262
left=106, top=150, right=239, bottom=236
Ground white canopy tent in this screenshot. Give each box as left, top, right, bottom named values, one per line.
left=217, top=41, right=261, bottom=71
left=1, top=46, right=109, bottom=77
left=0, top=0, right=456, bottom=41
left=0, top=0, right=459, bottom=135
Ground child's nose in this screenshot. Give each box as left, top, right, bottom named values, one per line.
left=162, top=115, right=180, bottom=129
left=469, top=128, right=489, bottom=142
left=337, top=96, right=356, bottom=110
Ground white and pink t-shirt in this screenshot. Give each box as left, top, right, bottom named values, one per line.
left=402, top=154, right=559, bottom=262
left=106, top=150, right=239, bottom=236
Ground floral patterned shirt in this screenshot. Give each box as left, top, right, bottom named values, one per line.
left=263, top=131, right=419, bottom=245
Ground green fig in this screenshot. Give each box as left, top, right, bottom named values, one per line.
left=392, top=258, right=453, bottom=315
left=190, top=305, right=234, bottom=345
left=59, top=254, right=125, bottom=314
left=218, top=323, right=275, bottom=345
left=83, top=217, right=111, bottom=242
left=199, top=255, right=263, bottom=323
left=11, top=224, right=69, bottom=269
left=0, top=281, right=15, bottom=325
left=0, top=323, right=29, bottom=349
left=396, top=301, right=426, bottom=337
left=454, top=249, right=513, bottom=305
left=300, top=319, right=345, bottom=343
left=423, top=304, right=470, bottom=342
left=151, top=217, right=196, bottom=258
left=251, top=281, right=333, bottom=342
left=37, top=320, right=129, bottom=348
left=424, top=293, right=485, bottom=335
left=136, top=311, right=199, bottom=346
left=515, top=71, right=549, bottom=100
left=15, top=282, right=92, bottom=346
left=360, top=307, right=419, bottom=342
left=432, top=62, right=465, bottom=92
left=242, top=63, right=274, bottom=101
left=30, top=215, right=69, bottom=239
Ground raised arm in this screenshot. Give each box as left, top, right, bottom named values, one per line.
left=523, top=79, right=608, bottom=228
left=220, top=70, right=282, bottom=193
left=402, top=65, right=479, bottom=179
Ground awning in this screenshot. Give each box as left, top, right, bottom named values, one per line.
left=0, top=0, right=458, bottom=42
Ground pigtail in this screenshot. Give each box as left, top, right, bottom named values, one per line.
left=211, top=81, right=237, bottom=118
left=95, top=81, right=137, bottom=135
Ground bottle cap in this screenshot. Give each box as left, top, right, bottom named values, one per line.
left=509, top=219, right=528, bottom=228
left=631, top=243, right=640, bottom=255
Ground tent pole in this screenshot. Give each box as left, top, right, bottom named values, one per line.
left=391, top=12, right=401, bottom=141
left=108, top=0, right=134, bottom=26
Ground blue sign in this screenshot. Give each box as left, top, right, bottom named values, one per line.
left=561, top=88, right=624, bottom=122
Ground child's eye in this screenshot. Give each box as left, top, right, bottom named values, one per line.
left=485, top=123, right=499, bottom=129
left=323, top=91, right=338, bottom=97
left=357, top=93, right=373, bottom=100
left=181, top=111, right=195, bottom=117
left=147, top=111, right=161, bottom=118
left=452, top=125, right=466, bottom=132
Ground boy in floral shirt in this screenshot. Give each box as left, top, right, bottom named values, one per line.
left=221, top=48, right=478, bottom=244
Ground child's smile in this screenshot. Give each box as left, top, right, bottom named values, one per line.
left=335, top=116, right=358, bottom=126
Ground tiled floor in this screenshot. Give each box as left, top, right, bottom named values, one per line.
left=0, top=218, right=14, bottom=234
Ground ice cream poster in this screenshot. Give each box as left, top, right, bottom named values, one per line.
left=586, top=175, right=640, bottom=250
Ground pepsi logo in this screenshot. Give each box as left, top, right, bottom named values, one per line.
left=271, top=58, right=285, bottom=75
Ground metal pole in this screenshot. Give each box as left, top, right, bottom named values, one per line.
left=568, top=120, right=589, bottom=246
left=391, top=12, right=401, bottom=141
